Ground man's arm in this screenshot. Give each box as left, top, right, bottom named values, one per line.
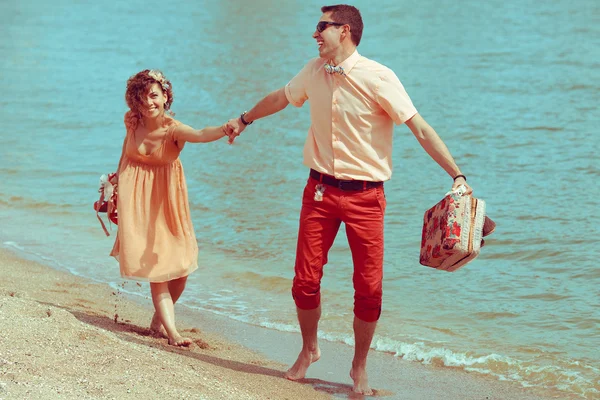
left=243, top=87, right=290, bottom=125
left=405, top=113, right=471, bottom=192
left=227, top=87, right=290, bottom=142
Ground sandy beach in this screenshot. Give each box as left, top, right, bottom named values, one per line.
left=0, top=248, right=568, bottom=400
left=0, top=248, right=333, bottom=400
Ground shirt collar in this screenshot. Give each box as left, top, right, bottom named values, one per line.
left=328, top=49, right=360, bottom=75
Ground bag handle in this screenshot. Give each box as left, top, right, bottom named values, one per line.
left=94, top=173, right=118, bottom=236
left=445, top=184, right=468, bottom=197
left=95, top=190, right=110, bottom=237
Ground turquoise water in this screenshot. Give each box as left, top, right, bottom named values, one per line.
left=1, top=0, right=599, bottom=398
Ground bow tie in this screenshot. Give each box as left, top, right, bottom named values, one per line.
left=324, top=63, right=346, bottom=76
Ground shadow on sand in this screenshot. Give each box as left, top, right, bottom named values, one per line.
left=38, top=301, right=389, bottom=399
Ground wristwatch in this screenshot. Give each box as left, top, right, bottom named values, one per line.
left=240, top=111, right=253, bottom=125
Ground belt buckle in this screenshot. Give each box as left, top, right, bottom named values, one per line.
left=338, top=179, right=356, bottom=191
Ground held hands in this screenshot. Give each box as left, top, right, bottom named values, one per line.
left=221, top=121, right=236, bottom=144
left=222, top=117, right=247, bottom=145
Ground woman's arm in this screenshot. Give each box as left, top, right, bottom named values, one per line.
left=115, top=136, right=127, bottom=177
left=173, top=123, right=227, bottom=144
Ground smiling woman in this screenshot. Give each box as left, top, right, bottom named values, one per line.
left=125, top=69, right=174, bottom=121
left=109, top=69, right=233, bottom=347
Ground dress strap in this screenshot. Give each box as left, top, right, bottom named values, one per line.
left=166, top=117, right=181, bottom=142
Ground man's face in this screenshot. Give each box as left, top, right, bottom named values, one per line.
left=313, top=12, right=345, bottom=58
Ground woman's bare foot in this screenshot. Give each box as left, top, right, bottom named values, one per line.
left=168, top=335, right=192, bottom=347
left=350, top=363, right=373, bottom=395
left=284, top=347, right=321, bottom=380
left=149, top=313, right=167, bottom=338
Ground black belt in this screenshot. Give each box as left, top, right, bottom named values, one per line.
left=309, top=169, right=383, bottom=191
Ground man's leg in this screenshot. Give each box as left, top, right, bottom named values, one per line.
left=285, top=178, right=341, bottom=380
left=350, top=317, right=377, bottom=395
left=285, top=305, right=322, bottom=380
left=344, top=186, right=386, bottom=395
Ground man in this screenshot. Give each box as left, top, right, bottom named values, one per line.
left=226, top=4, right=472, bottom=395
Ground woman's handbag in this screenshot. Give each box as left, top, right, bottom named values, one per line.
left=93, top=173, right=118, bottom=236
left=419, top=185, right=495, bottom=272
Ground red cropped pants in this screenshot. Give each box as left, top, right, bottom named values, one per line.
left=292, top=175, right=387, bottom=322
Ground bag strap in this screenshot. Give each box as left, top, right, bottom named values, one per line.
left=95, top=190, right=110, bottom=236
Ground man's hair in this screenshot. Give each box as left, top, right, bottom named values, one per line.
left=321, top=4, right=363, bottom=46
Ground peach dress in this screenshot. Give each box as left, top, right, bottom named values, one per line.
left=110, top=112, right=198, bottom=282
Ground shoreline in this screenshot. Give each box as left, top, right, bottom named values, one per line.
left=0, top=247, right=567, bottom=399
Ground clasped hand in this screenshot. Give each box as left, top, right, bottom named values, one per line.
left=221, top=117, right=246, bottom=144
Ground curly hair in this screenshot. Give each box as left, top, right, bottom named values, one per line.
left=125, top=69, right=174, bottom=117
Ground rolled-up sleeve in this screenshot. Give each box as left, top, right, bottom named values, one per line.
left=285, top=60, right=315, bottom=107
left=375, top=70, right=418, bottom=125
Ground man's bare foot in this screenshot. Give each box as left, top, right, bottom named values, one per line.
left=149, top=313, right=167, bottom=338
left=168, top=335, right=192, bottom=347
left=350, top=364, right=373, bottom=395
left=284, top=347, right=321, bottom=380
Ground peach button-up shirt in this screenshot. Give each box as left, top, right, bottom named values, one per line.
left=285, top=50, right=418, bottom=182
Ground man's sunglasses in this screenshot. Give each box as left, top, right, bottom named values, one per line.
left=316, top=21, right=345, bottom=33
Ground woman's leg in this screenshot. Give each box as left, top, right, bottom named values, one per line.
left=168, top=276, right=188, bottom=303
left=150, top=280, right=191, bottom=346
left=150, top=277, right=188, bottom=337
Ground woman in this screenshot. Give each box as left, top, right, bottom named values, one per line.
left=111, top=69, right=229, bottom=346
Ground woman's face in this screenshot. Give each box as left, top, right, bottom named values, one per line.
left=140, top=82, right=168, bottom=119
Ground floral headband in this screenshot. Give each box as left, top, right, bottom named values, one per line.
left=148, top=69, right=170, bottom=92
